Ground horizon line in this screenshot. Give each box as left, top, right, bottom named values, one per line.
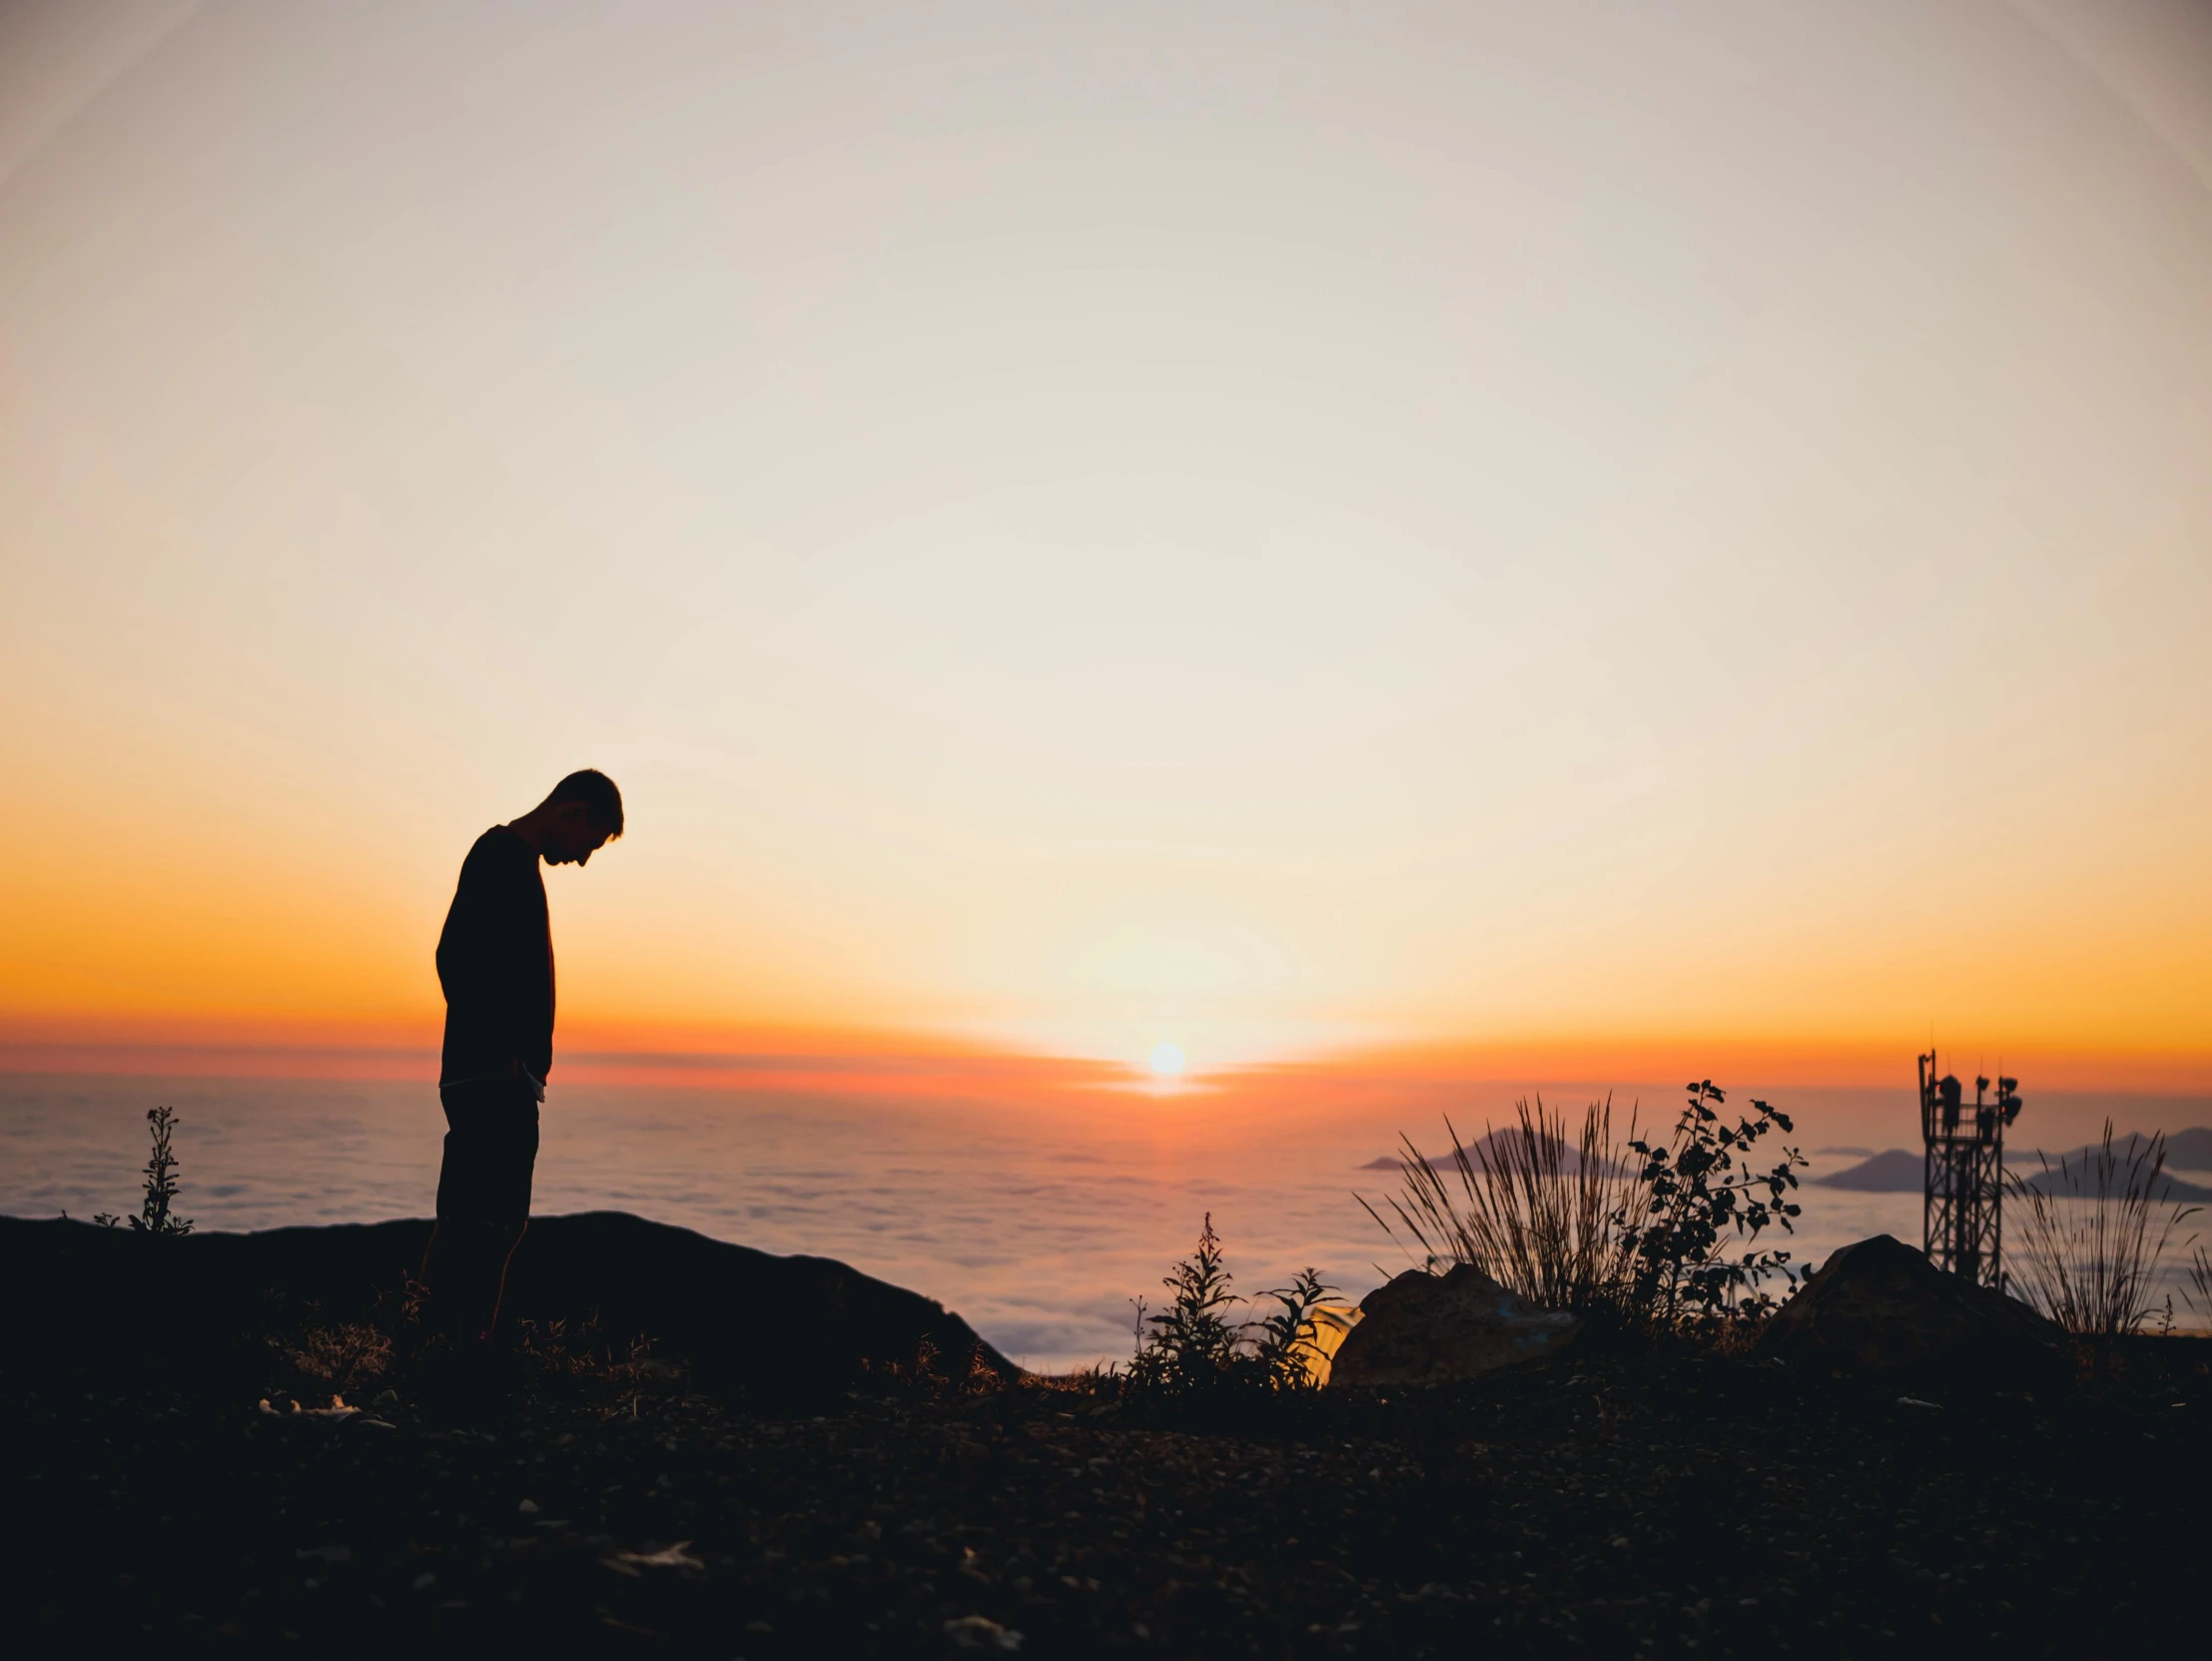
left=1, top=1032, right=2207, bottom=1098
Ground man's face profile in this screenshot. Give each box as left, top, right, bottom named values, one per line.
left=542, top=800, right=615, bottom=867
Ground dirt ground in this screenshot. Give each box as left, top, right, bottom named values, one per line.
left=10, top=1337, right=2207, bottom=1656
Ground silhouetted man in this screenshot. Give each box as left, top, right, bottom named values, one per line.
left=418, top=769, right=623, bottom=1357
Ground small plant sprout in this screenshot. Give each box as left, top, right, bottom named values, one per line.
left=1249, top=1267, right=1343, bottom=1390
left=96, top=1107, right=195, bottom=1237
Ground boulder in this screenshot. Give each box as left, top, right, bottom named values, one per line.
left=1328, top=1263, right=1580, bottom=1387
left=1754, top=1234, right=2069, bottom=1383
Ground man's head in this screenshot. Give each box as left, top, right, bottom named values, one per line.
left=528, top=769, right=624, bottom=866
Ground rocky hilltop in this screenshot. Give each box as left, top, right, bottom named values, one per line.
left=7, top=1214, right=2208, bottom=1654
left=7, top=1212, right=1015, bottom=1397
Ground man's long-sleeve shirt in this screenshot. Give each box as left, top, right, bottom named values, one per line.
left=436, top=826, right=554, bottom=1087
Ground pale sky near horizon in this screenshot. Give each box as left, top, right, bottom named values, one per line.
left=2, top=0, right=2209, bottom=1083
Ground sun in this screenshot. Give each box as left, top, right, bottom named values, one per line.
left=1147, top=1042, right=1186, bottom=1080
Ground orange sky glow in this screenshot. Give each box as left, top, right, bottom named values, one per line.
left=3, top=2, right=2209, bottom=1103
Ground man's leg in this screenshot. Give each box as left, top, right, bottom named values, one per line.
left=418, top=1080, right=540, bottom=1347
left=418, top=1220, right=526, bottom=1345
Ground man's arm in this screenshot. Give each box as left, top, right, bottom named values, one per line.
left=438, top=833, right=546, bottom=1091
left=488, top=838, right=551, bottom=1090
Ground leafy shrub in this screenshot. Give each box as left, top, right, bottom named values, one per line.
left=273, top=1318, right=393, bottom=1396
left=1615, top=1082, right=1805, bottom=1322
left=860, top=1331, right=1008, bottom=1398
left=1127, top=1215, right=1342, bottom=1396
left=1362, top=1081, right=1805, bottom=1331
left=513, top=1313, right=673, bottom=1415
left=1249, top=1268, right=1347, bottom=1389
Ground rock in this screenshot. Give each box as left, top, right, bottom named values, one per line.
left=1327, top=1263, right=1581, bottom=1387
left=944, top=1614, right=1024, bottom=1651
left=1753, top=1234, right=2069, bottom=1383
left=2, top=1212, right=1020, bottom=1399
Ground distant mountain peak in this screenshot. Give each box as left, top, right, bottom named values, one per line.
left=1815, top=1135, right=2212, bottom=1200
left=1811, top=1149, right=1921, bottom=1192
left=1359, top=1127, right=1622, bottom=1176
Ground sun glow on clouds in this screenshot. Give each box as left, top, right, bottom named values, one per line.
left=0, top=2, right=2209, bottom=1082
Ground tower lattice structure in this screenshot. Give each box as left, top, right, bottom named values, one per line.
left=1919, top=1051, right=2021, bottom=1289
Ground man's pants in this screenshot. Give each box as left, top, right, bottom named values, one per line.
left=418, top=1078, right=539, bottom=1345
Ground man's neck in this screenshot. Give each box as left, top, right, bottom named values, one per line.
left=503, top=811, right=550, bottom=857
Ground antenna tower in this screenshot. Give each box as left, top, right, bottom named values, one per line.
left=1918, top=1052, right=2022, bottom=1288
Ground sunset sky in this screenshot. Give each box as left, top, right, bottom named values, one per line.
left=3, top=0, right=2210, bottom=1091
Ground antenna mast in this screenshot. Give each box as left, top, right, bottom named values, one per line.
left=1918, top=1051, right=2022, bottom=1288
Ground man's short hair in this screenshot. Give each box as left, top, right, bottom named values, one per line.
left=544, top=769, right=624, bottom=836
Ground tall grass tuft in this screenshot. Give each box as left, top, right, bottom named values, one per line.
left=1360, top=1084, right=1805, bottom=1327
left=1358, top=1095, right=1648, bottom=1314
left=2183, top=1246, right=2212, bottom=1332
left=2004, top=1121, right=2199, bottom=1362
